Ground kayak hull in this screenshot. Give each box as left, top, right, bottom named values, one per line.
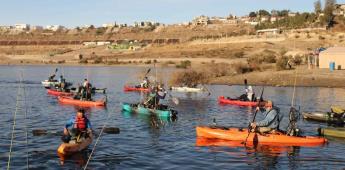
left=196, top=126, right=327, bottom=146
left=47, top=89, right=73, bottom=96
left=122, top=103, right=177, bottom=118
left=170, top=86, right=204, bottom=92
left=57, top=136, right=93, bottom=155
left=319, top=127, right=345, bottom=138
left=123, top=86, right=149, bottom=92
left=58, top=96, right=106, bottom=107
left=218, top=96, right=262, bottom=106
left=302, top=112, right=345, bottom=124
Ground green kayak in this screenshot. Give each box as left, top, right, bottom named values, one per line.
left=302, top=112, right=345, bottom=125
left=319, top=127, right=345, bottom=138
left=122, top=103, right=178, bottom=118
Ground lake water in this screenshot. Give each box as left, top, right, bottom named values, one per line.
left=1, top=65, right=345, bottom=170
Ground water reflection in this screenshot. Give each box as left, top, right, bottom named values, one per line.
left=122, top=111, right=177, bottom=129
left=196, top=137, right=302, bottom=169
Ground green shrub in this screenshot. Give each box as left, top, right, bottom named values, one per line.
left=233, top=51, right=244, bottom=58
left=276, top=56, right=289, bottom=70
left=176, top=60, right=192, bottom=69
left=165, top=60, right=176, bottom=64
left=79, top=58, right=88, bottom=64
left=93, top=57, right=103, bottom=64
left=57, top=60, right=65, bottom=64
left=231, top=62, right=253, bottom=74
left=144, top=60, right=152, bottom=64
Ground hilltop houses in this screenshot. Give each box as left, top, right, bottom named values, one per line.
left=334, top=4, right=345, bottom=16
left=46, top=25, right=65, bottom=31
left=15, top=24, right=30, bottom=30
left=192, top=15, right=210, bottom=25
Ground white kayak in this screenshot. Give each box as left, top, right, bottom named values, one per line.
left=41, top=80, right=72, bottom=89
left=170, top=86, right=204, bottom=92
left=41, top=80, right=59, bottom=88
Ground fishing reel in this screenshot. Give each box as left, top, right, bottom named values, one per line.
left=286, top=106, right=301, bottom=136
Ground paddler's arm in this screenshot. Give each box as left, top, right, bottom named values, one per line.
left=63, top=117, right=74, bottom=135
left=86, top=119, right=92, bottom=136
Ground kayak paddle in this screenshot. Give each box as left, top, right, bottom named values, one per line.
left=243, top=86, right=264, bottom=145
left=32, top=127, right=120, bottom=136
left=145, top=68, right=151, bottom=77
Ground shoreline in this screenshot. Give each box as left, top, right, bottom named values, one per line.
left=2, top=62, right=345, bottom=89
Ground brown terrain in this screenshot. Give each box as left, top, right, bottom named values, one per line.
left=1, top=24, right=345, bottom=88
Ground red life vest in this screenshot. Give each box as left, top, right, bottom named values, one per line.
left=74, top=116, right=87, bottom=130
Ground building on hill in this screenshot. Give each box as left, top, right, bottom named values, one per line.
left=192, top=15, right=209, bottom=25
left=102, top=23, right=116, bottom=28
left=30, top=25, right=43, bottom=31
left=256, top=28, right=281, bottom=36
left=0, top=26, right=12, bottom=31
left=46, top=25, right=65, bottom=31
left=15, top=24, right=29, bottom=30
left=334, top=4, right=345, bottom=16
left=319, top=47, right=345, bottom=69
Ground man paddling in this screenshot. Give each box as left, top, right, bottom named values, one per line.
left=140, top=76, right=150, bottom=88
left=250, top=101, right=281, bottom=133
left=62, top=109, right=92, bottom=144
left=235, top=86, right=255, bottom=101
left=144, top=84, right=167, bottom=109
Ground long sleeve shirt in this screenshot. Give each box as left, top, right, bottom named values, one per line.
left=256, top=107, right=280, bottom=129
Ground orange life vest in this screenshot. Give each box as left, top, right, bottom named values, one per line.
left=74, top=116, right=86, bottom=130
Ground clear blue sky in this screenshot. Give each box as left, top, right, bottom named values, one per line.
left=1, top=0, right=345, bottom=28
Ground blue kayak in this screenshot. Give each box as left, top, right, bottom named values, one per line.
left=122, top=103, right=177, bottom=118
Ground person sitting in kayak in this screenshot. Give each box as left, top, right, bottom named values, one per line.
left=73, top=83, right=83, bottom=100
left=140, top=77, right=150, bottom=88
left=62, top=109, right=92, bottom=144
left=56, top=75, right=66, bottom=91
left=135, top=77, right=150, bottom=88
left=250, top=101, right=281, bottom=133
left=230, top=86, right=255, bottom=101
left=81, top=79, right=92, bottom=101
left=144, top=85, right=167, bottom=109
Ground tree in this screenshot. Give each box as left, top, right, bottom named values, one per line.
left=314, top=0, right=322, bottom=15
left=323, top=0, right=336, bottom=26
left=258, top=10, right=270, bottom=16
left=249, top=12, right=257, bottom=18
left=278, top=10, right=290, bottom=17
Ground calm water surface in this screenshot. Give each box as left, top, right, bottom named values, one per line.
left=1, top=65, right=345, bottom=170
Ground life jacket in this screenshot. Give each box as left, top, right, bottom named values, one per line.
left=74, top=116, right=87, bottom=130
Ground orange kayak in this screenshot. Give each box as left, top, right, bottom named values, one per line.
left=196, top=126, right=327, bottom=146
left=47, top=89, right=73, bottom=96
left=58, top=96, right=106, bottom=107
left=218, top=96, right=263, bottom=106
left=57, top=135, right=93, bottom=155
left=123, top=85, right=149, bottom=92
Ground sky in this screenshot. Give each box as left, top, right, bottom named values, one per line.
left=1, top=0, right=345, bottom=28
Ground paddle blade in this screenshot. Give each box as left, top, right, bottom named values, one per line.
left=32, top=129, right=48, bottom=136
left=172, top=97, right=179, bottom=105
left=146, top=68, right=151, bottom=75
left=103, top=127, right=120, bottom=134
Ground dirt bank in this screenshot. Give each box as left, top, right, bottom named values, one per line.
left=210, top=66, right=345, bottom=88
